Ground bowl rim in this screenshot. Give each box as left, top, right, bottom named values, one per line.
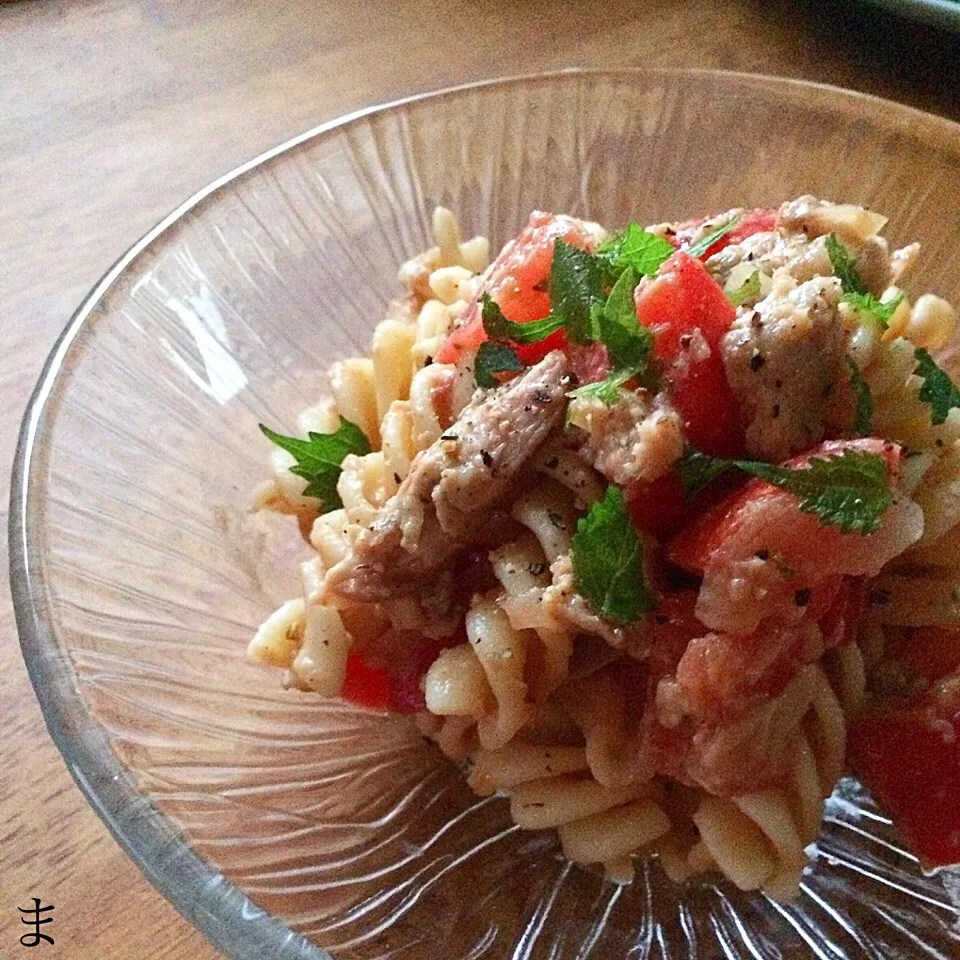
left=10, top=67, right=960, bottom=960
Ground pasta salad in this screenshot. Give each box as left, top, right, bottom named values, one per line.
left=250, top=199, right=960, bottom=900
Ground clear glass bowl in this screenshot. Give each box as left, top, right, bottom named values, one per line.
left=12, top=70, right=960, bottom=960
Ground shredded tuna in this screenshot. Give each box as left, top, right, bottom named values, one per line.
left=322, top=352, right=569, bottom=603
left=569, top=390, right=684, bottom=487
left=723, top=272, right=845, bottom=461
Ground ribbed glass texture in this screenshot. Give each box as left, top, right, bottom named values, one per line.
left=12, top=71, right=960, bottom=959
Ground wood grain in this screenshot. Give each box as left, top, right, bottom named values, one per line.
left=1, top=0, right=958, bottom=956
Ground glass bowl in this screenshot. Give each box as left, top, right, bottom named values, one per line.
left=12, top=69, right=960, bottom=960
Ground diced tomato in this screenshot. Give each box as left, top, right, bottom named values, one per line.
left=668, top=439, right=922, bottom=635
left=817, top=578, right=867, bottom=650
left=670, top=208, right=778, bottom=260
left=340, top=628, right=465, bottom=714
left=340, top=652, right=393, bottom=711
left=634, top=251, right=744, bottom=457
left=882, top=626, right=960, bottom=687
left=434, top=212, right=596, bottom=367
left=626, top=472, right=688, bottom=541
left=849, top=674, right=960, bottom=868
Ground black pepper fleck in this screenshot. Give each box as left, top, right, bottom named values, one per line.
left=480, top=450, right=493, bottom=468
left=750, top=352, right=766, bottom=372
left=794, top=588, right=812, bottom=607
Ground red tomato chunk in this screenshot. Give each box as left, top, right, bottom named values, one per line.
left=634, top=252, right=744, bottom=458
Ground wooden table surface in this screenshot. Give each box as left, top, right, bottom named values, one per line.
left=2, top=0, right=960, bottom=956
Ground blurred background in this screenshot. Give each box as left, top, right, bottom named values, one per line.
left=1, top=0, right=959, bottom=955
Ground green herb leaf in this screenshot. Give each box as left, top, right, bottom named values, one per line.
left=568, top=368, right=634, bottom=407
left=675, top=447, right=736, bottom=499
left=571, top=485, right=656, bottom=623
left=846, top=356, right=873, bottom=437
left=260, top=419, right=371, bottom=509
left=480, top=294, right=563, bottom=345
left=842, top=290, right=903, bottom=329
left=549, top=238, right=607, bottom=343
left=686, top=213, right=742, bottom=259
left=600, top=223, right=675, bottom=278
left=826, top=233, right=867, bottom=295
left=735, top=449, right=892, bottom=534
left=588, top=265, right=654, bottom=372
left=915, top=347, right=960, bottom=426
left=726, top=269, right=761, bottom=307
left=475, top=341, right=524, bottom=388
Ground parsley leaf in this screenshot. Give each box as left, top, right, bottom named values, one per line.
left=826, top=233, right=867, bottom=295
left=726, top=269, right=761, bottom=307
left=589, top=266, right=654, bottom=372
left=260, top=419, right=371, bottom=509
left=475, top=341, right=524, bottom=388
left=676, top=445, right=893, bottom=533
left=571, top=485, right=656, bottom=623
left=568, top=368, right=634, bottom=407
left=847, top=356, right=873, bottom=437
left=735, top=450, right=891, bottom=534
left=675, top=447, right=736, bottom=498
left=843, top=290, right=903, bottom=329
left=600, top=223, right=675, bottom=278
left=686, top=213, right=742, bottom=259
left=915, top=347, right=960, bottom=425
left=480, top=294, right=563, bottom=344
left=549, top=238, right=606, bottom=343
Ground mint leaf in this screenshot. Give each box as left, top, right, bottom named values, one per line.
left=549, top=238, right=606, bottom=343
left=571, top=485, right=656, bottom=623
left=568, top=368, right=634, bottom=407
left=687, top=213, right=742, bottom=259
left=826, top=233, right=867, bottom=295
left=260, top=419, right=371, bottom=509
left=600, top=223, right=675, bottom=278
left=475, top=341, right=524, bottom=388
left=843, top=290, right=903, bottom=329
left=727, top=269, right=761, bottom=307
left=915, top=347, right=960, bottom=426
left=847, top=356, right=873, bottom=437
left=736, top=449, right=891, bottom=534
left=676, top=447, right=736, bottom=499
left=589, top=265, right=654, bottom=372
left=480, top=294, right=563, bottom=344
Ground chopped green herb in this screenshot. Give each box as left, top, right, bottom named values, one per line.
left=571, top=485, right=656, bottom=623
left=480, top=294, right=563, bottom=344
left=726, top=270, right=761, bottom=307
left=686, top=213, right=742, bottom=259
left=677, top=445, right=893, bottom=533
left=600, top=223, right=675, bottom=278
left=842, top=290, right=904, bottom=329
left=475, top=341, right=524, bottom=388
left=826, top=233, right=867, bottom=295
left=915, top=347, right=960, bottom=426
left=675, top=447, right=736, bottom=499
left=260, top=419, right=370, bottom=509
left=589, top=266, right=654, bottom=372
left=548, top=238, right=607, bottom=343
left=736, top=449, right=892, bottom=535
left=568, top=368, right=634, bottom=407
left=846, top=356, right=873, bottom=437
